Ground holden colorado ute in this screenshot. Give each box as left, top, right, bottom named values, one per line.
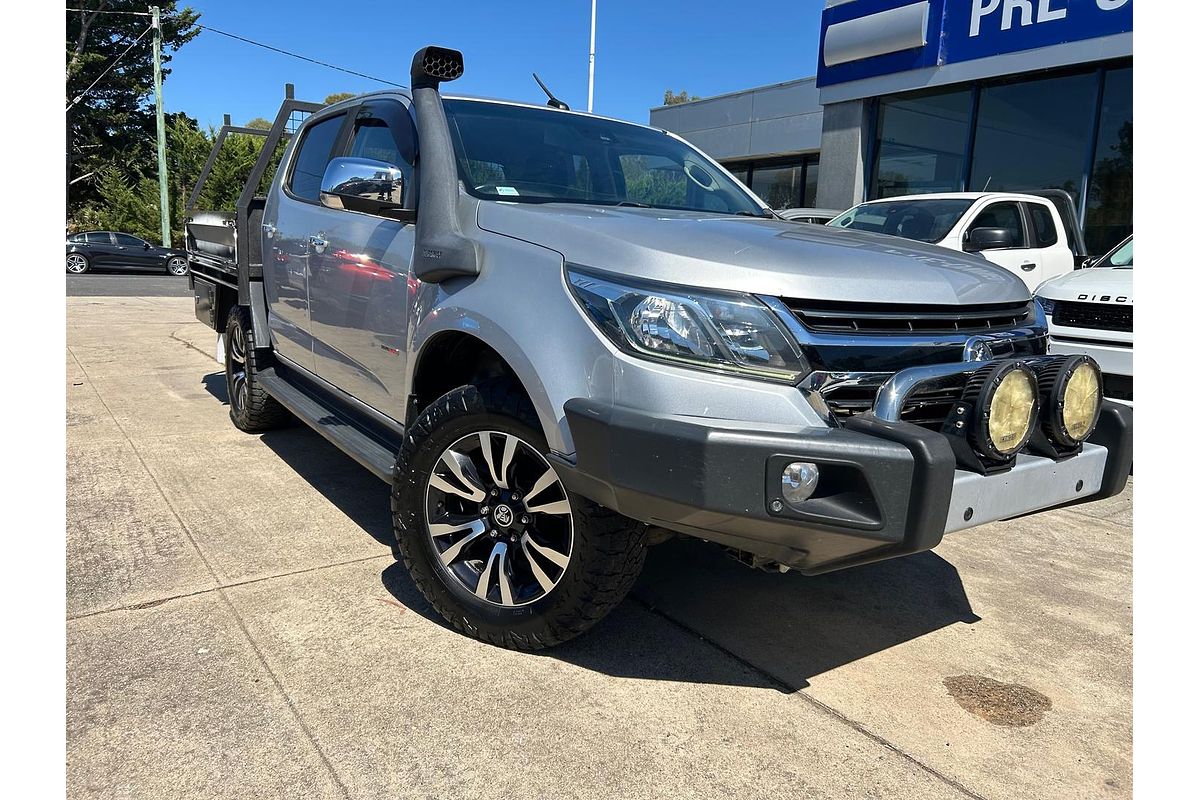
left=183, top=47, right=1132, bottom=649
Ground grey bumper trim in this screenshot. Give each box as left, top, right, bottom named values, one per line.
left=944, top=442, right=1107, bottom=535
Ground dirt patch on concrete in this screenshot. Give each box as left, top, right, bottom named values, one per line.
left=943, top=674, right=1051, bottom=726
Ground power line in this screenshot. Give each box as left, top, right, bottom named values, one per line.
left=67, top=8, right=402, bottom=88
left=66, top=23, right=153, bottom=111
left=195, top=24, right=403, bottom=87
left=66, top=7, right=152, bottom=15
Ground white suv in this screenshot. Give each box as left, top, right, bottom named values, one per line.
left=1035, top=235, right=1133, bottom=406
left=829, top=192, right=1079, bottom=290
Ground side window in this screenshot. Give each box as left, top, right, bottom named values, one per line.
left=85, top=232, right=112, bottom=245
left=288, top=114, right=346, bottom=201
left=1026, top=203, right=1059, bottom=248
left=68, top=233, right=84, bottom=243
left=113, top=233, right=144, bottom=247
left=967, top=202, right=1026, bottom=248
left=347, top=108, right=417, bottom=206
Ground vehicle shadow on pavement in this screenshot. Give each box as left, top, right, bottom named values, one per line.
left=203, top=371, right=979, bottom=692
left=202, top=372, right=396, bottom=549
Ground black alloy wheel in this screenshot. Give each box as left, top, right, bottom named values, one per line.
left=424, top=430, right=574, bottom=607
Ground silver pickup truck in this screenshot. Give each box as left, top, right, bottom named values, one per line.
left=185, top=46, right=1132, bottom=650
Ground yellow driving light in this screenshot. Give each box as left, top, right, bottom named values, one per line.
left=1063, top=362, right=1101, bottom=439
left=988, top=370, right=1038, bottom=454
left=962, top=362, right=1040, bottom=462
left=1038, top=355, right=1104, bottom=448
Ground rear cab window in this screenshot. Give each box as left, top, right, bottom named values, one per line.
left=1025, top=203, right=1059, bottom=248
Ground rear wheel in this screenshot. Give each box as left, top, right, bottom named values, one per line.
left=392, top=380, right=647, bottom=649
left=66, top=253, right=89, bottom=274
left=225, top=306, right=289, bottom=432
left=166, top=256, right=188, bottom=276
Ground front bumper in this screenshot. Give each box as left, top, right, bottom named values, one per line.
left=552, top=397, right=1132, bottom=575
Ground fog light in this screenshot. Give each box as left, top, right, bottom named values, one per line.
left=781, top=461, right=819, bottom=507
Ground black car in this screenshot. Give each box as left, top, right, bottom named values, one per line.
left=66, top=231, right=189, bottom=276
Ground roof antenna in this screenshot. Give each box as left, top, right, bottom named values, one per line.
left=532, top=73, right=570, bottom=110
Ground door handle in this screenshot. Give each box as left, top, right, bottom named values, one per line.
left=309, top=234, right=328, bottom=254
left=1020, top=263, right=1036, bottom=272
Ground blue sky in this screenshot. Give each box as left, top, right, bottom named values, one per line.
left=165, top=0, right=822, bottom=129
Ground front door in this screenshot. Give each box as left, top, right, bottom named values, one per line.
left=111, top=233, right=160, bottom=270
left=306, top=100, right=418, bottom=420
left=963, top=201, right=1041, bottom=289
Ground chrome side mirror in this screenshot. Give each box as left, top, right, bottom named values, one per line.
left=320, top=157, right=410, bottom=218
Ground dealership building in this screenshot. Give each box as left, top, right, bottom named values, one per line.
left=649, top=0, right=1132, bottom=254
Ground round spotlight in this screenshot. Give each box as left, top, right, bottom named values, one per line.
left=781, top=461, right=819, bottom=508
left=1040, top=355, right=1103, bottom=447
left=963, top=362, right=1040, bottom=461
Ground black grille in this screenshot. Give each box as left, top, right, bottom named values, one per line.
left=821, top=376, right=968, bottom=430
left=1053, top=301, right=1132, bottom=332
left=1104, top=373, right=1133, bottom=402
left=785, top=299, right=1035, bottom=335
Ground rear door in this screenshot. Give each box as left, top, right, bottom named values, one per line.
left=84, top=232, right=118, bottom=267
left=306, top=99, right=418, bottom=419
left=962, top=200, right=1042, bottom=288
left=1023, top=200, right=1074, bottom=281
left=264, top=109, right=352, bottom=371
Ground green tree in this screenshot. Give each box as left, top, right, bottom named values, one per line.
left=67, top=1, right=201, bottom=221
left=75, top=114, right=285, bottom=244
left=662, top=90, right=701, bottom=106
left=245, top=117, right=272, bottom=130
left=324, top=92, right=356, bottom=105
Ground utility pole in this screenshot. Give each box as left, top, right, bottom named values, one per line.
left=587, top=0, right=596, bottom=112
left=151, top=6, right=171, bottom=247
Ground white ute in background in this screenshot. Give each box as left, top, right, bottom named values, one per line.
left=1035, top=235, right=1133, bottom=406
left=829, top=191, right=1083, bottom=290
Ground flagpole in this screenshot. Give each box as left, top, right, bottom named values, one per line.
left=587, top=0, right=596, bottom=112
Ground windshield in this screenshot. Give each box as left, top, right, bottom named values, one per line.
left=1097, top=236, right=1133, bottom=268
left=828, top=198, right=974, bottom=243
left=443, top=99, right=766, bottom=216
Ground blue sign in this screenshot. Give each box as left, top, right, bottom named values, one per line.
left=817, top=0, right=1133, bottom=88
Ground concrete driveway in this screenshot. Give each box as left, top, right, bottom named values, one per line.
left=66, top=294, right=1133, bottom=799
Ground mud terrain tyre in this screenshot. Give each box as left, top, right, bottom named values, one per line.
left=225, top=306, right=289, bottom=432
left=392, top=380, right=647, bottom=649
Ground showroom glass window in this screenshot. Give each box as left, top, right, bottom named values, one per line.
left=968, top=71, right=1097, bottom=201
left=1084, top=67, right=1132, bottom=254
left=721, top=156, right=819, bottom=209
left=871, top=89, right=971, bottom=198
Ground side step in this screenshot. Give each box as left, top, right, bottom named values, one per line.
left=257, top=367, right=396, bottom=482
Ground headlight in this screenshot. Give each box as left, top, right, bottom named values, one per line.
left=961, top=362, right=1039, bottom=462
left=1036, top=295, right=1056, bottom=316
left=567, top=269, right=808, bottom=383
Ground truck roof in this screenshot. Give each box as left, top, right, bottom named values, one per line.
left=858, top=191, right=1055, bottom=204
left=323, top=89, right=670, bottom=135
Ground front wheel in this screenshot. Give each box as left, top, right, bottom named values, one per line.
left=392, top=380, right=647, bottom=649
left=225, top=306, right=289, bottom=432
left=66, top=253, right=90, bottom=274
left=166, top=256, right=188, bottom=276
